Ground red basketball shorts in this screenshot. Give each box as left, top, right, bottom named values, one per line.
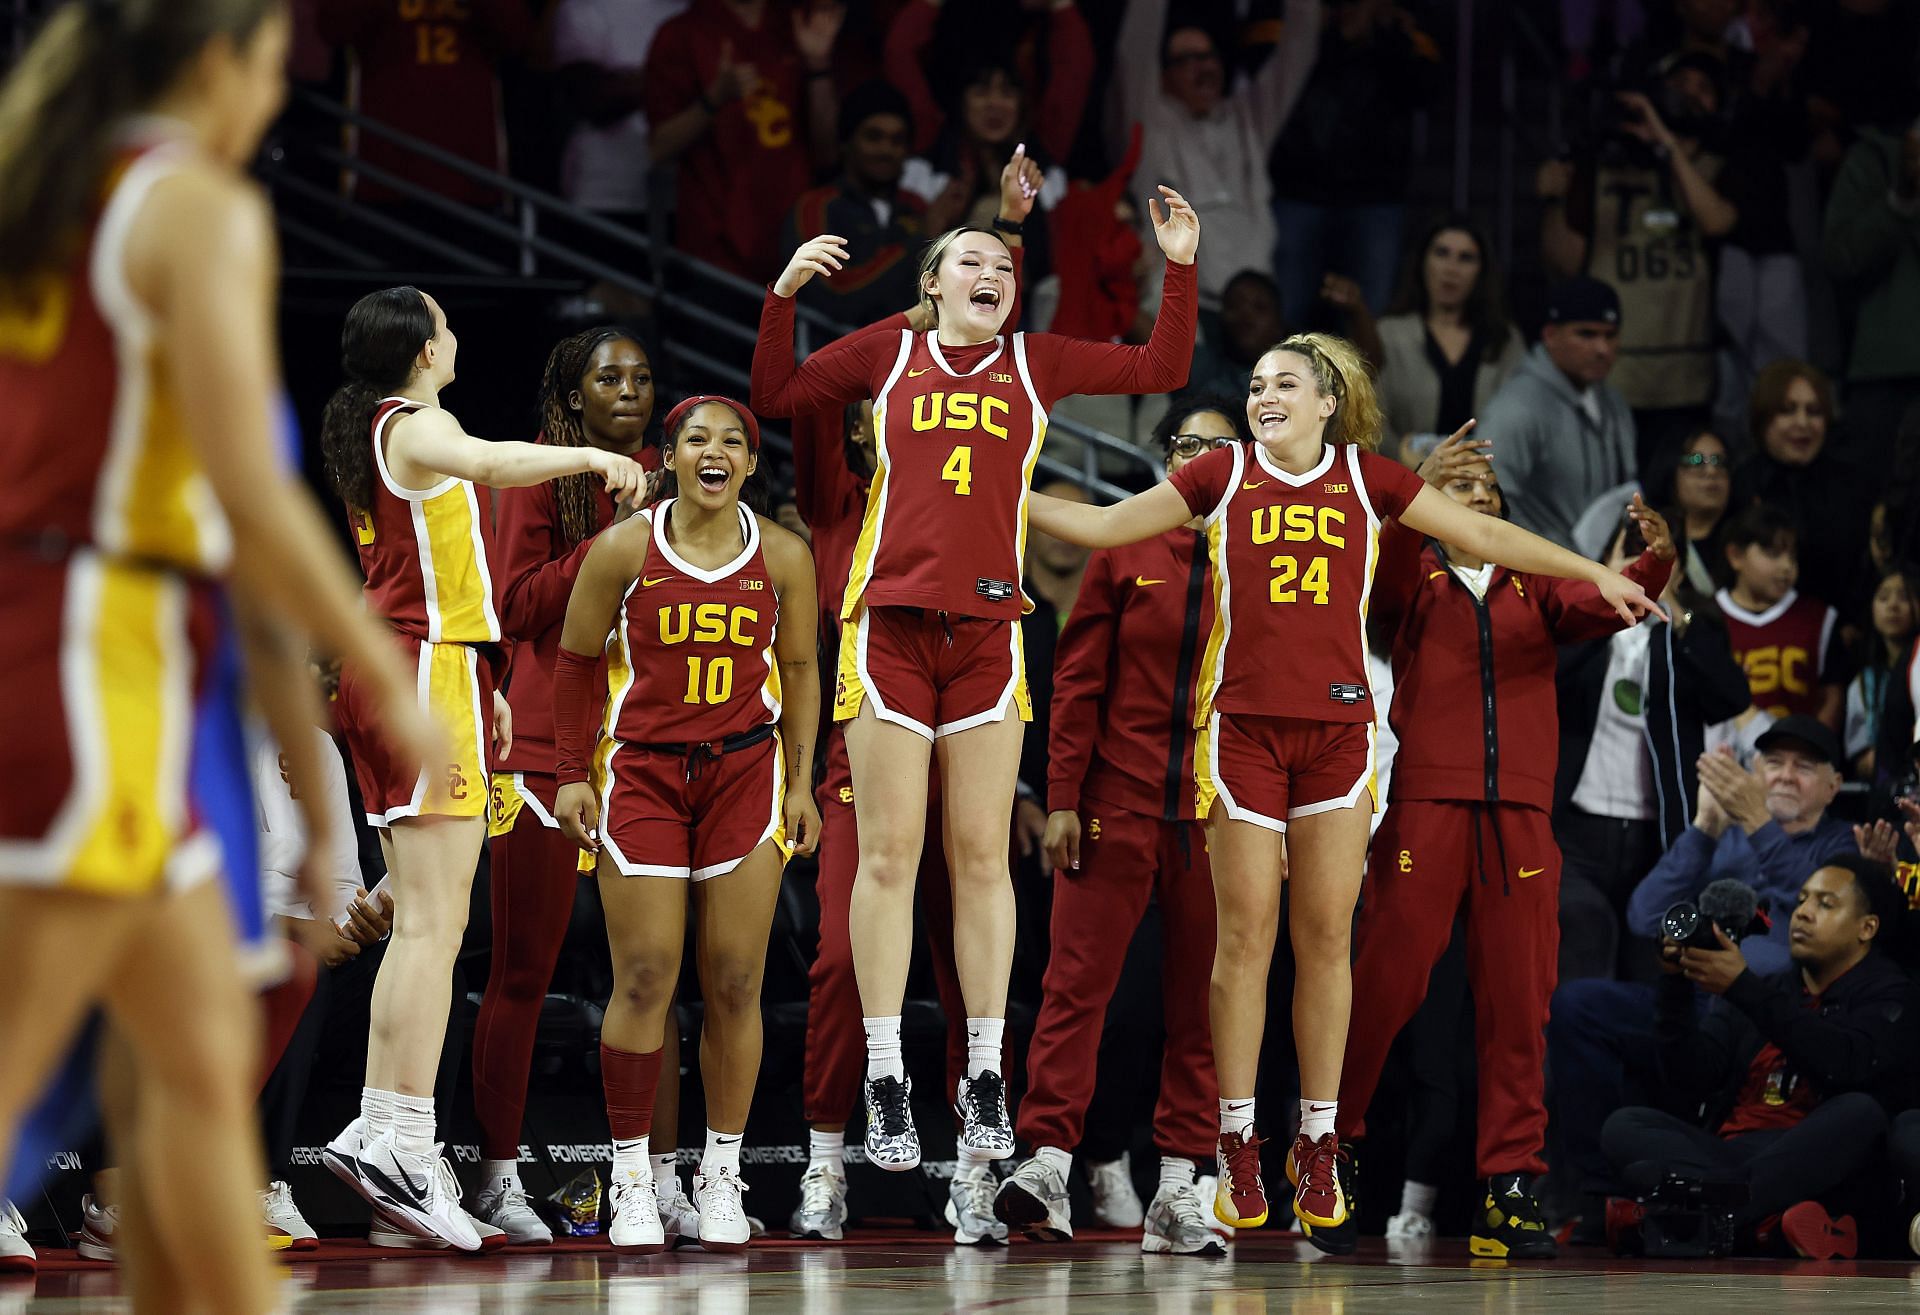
left=1195, top=712, right=1376, bottom=834
left=336, top=635, right=495, bottom=828
left=834, top=604, right=1031, bottom=740
left=597, top=731, right=789, bottom=880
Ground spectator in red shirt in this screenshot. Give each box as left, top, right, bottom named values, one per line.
left=1601, top=855, right=1920, bottom=1258
left=646, top=0, right=849, bottom=281
left=318, top=0, right=532, bottom=209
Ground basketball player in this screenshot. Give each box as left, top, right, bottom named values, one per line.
left=993, top=398, right=1238, bottom=1254
left=554, top=396, right=822, bottom=1252
left=0, top=4, right=432, bottom=1312
left=470, top=327, right=699, bottom=1244
left=751, top=181, right=1200, bottom=1173
left=1025, top=335, right=1662, bottom=1249
left=318, top=286, right=647, bottom=1250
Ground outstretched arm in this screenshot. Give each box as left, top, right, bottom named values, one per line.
left=1028, top=482, right=1192, bottom=550
left=388, top=408, right=645, bottom=498
left=1398, top=484, right=1665, bottom=624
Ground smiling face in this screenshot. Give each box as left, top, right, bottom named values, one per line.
left=1247, top=349, right=1336, bottom=450
left=572, top=338, right=654, bottom=453
left=1762, top=375, right=1828, bottom=467
left=1422, top=227, right=1483, bottom=314
left=664, top=402, right=756, bottom=508
left=925, top=231, right=1015, bottom=340
left=1757, top=743, right=1840, bottom=830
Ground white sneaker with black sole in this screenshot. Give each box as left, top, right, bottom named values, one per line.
left=694, top=1167, right=751, bottom=1251
left=789, top=1165, right=848, bottom=1241
left=947, top=1166, right=1008, bottom=1245
left=332, top=1131, right=481, bottom=1252
left=1088, top=1153, right=1144, bottom=1228
left=953, top=1071, right=1015, bottom=1158
left=0, top=1201, right=35, bottom=1275
left=992, top=1157, right=1072, bottom=1241
left=1142, top=1180, right=1227, bottom=1256
left=75, top=1194, right=118, bottom=1262
left=608, top=1170, right=665, bottom=1254
left=367, top=1159, right=502, bottom=1252
left=657, top=1174, right=700, bottom=1248
left=862, top=1074, right=920, bottom=1171
left=261, top=1180, right=318, bottom=1252
left=468, top=1175, right=553, bottom=1246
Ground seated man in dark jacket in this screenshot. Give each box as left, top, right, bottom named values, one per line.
left=1601, top=855, right=1919, bottom=1258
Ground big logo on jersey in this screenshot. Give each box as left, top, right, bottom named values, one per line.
left=658, top=602, right=761, bottom=647
left=1250, top=504, right=1346, bottom=607
left=911, top=391, right=1011, bottom=440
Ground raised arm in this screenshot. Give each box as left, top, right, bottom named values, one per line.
left=766, top=522, right=822, bottom=857
left=1028, top=482, right=1192, bottom=550
left=882, top=0, right=945, bottom=154
left=1034, top=2, right=1095, bottom=163
left=751, top=235, right=890, bottom=417
left=1398, top=483, right=1664, bottom=625
left=1246, top=0, right=1321, bottom=146
left=387, top=407, right=644, bottom=497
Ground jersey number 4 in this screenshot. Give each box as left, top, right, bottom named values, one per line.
left=942, top=445, right=973, bottom=496
left=1269, top=554, right=1331, bottom=606
left=683, top=655, right=735, bottom=705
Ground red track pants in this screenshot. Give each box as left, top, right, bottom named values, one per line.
left=1016, top=804, right=1218, bottom=1160
left=1337, top=799, right=1561, bottom=1177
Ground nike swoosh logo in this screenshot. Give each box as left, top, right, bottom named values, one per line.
left=908, top=366, right=933, bottom=377
left=641, top=576, right=672, bottom=587
left=1134, top=577, right=1166, bottom=587
left=714, top=1135, right=741, bottom=1146
left=1242, top=480, right=1268, bottom=490
left=1517, top=867, right=1544, bottom=879
left=361, top=1158, right=430, bottom=1209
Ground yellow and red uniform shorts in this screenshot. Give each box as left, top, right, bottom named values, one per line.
left=1196, top=712, right=1376, bottom=834
left=597, top=729, right=789, bottom=880
left=834, top=604, right=1030, bottom=741
left=336, top=635, right=495, bottom=828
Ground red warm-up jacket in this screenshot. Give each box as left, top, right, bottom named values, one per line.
left=1375, top=520, right=1673, bottom=814
left=1048, top=528, right=1214, bottom=821
left=493, top=442, right=662, bottom=774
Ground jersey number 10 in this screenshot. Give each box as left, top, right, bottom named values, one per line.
left=683, top=655, right=735, bottom=705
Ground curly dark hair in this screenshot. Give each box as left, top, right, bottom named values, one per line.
left=1151, top=391, right=1250, bottom=457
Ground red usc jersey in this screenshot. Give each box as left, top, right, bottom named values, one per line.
left=1716, top=588, right=1841, bottom=720
left=603, top=500, right=781, bottom=746
left=1171, top=442, right=1425, bottom=725
left=753, top=258, right=1198, bottom=622
left=0, top=134, right=229, bottom=575
left=348, top=398, right=501, bottom=645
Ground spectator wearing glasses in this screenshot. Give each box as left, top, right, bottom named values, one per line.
left=1114, top=0, right=1321, bottom=299
left=1664, top=428, right=1733, bottom=596
left=992, top=396, right=1237, bottom=1253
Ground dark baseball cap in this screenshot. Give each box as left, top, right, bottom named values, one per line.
left=1754, top=715, right=1842, bottom=769
left=1544, top=277, right=1622, bottom=327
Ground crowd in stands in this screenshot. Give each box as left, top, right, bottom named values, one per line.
left=13, top=0, right=1920, bottom=1264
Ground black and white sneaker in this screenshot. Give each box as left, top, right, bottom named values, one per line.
left=329, top=1129, right=481, bottom=1252
left=862, top=1074, right=920, bottom=1171
left=954, top=1071, right=1015, bottom=1158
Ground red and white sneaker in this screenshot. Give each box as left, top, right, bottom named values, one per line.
left=1286, top=1134, right=1351, bottom=1233
left=1212, top=1131, right=1268, bottom=1229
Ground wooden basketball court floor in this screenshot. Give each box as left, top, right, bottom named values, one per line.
left=9, top=1235, right=1920, bottom=1314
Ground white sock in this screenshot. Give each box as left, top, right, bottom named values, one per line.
left=613, top=1135, right=650, bottom=1180
left=1219, top=1097, right=1255, bottom=1140
left=360, top=1086, right=397, bottom=1137
left=1033, top=1145, right=1072, bottom=1179
left=1400, top=1179, right=1438, bottom=1219
left=964, top=1016, right=1004, bottom=1080
left=704, top=1127, right=743, bottom=1177
left=863, top=1015, right=904, bottom=1083
left=808, top=1129, right=846, bottom=1178
left=956, top=1145, right=997, bottom=1178
left=1159, top=1156, right=1196, bottom=1195
left=651, top=1152, right=679, bottom=1191
left=1298, top=1099, right=1337, bottom=1142
left=390, top=1092, right=436, bottom=1158
left=480, top=1158, right=521, bottom=1190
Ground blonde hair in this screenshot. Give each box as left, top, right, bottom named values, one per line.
left=917, top=225, right=1010, bottom=325
left=1268, top=332, right=1385, bottom=452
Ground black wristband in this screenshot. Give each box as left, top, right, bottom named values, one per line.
left=992, top=216, right=1024, bottom=235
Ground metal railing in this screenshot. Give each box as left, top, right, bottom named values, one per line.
left=266, top=89, right=1163, bottom=501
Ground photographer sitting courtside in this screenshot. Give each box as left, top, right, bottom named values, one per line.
left=1600, top=855, right=1920, bottom=1260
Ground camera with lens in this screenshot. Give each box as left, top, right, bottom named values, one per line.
left=1661, top=878, right=1769, bottom=950
left=1614, top=1174, right=1745, bottom=1258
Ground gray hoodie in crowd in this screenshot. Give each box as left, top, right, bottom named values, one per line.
left=1481, top=342, right=1637, bottom=550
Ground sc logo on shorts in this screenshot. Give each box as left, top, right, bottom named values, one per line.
left=1398, top=849, right=1413, bottom=873
left=1087, top=818, right=1102, bottom=840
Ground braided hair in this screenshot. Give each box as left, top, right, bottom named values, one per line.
left=536, top=326, right=652, bottom=547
